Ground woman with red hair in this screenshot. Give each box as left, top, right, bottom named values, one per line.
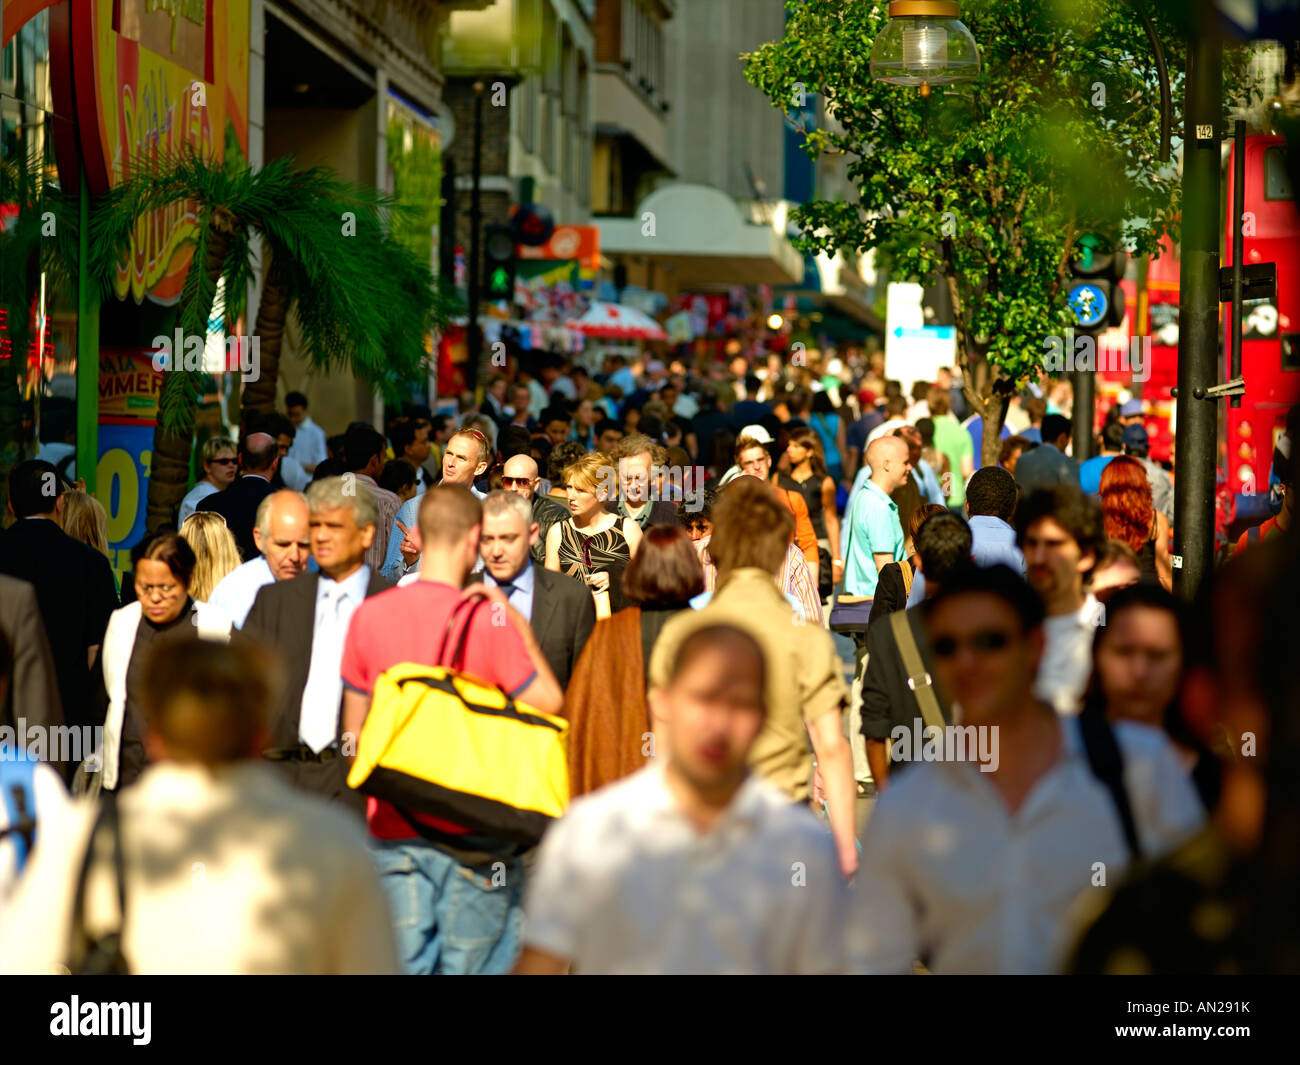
left=1099, top=456, right=1172, bottom=591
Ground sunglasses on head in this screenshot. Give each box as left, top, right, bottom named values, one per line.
left=931, top=630, right=1014, bottom=658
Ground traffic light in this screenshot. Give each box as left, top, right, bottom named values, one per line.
left=483, top=224, right=516, bottom=302
left=1067, top=233, right=1127, bottom=332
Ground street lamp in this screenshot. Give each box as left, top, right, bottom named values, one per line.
left=869, top=1, right=980, bottom=96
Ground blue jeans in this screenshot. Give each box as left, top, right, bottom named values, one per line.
left=370, top=839, right=524, bottom=975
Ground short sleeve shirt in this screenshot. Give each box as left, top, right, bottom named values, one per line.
left=341, top=580, right=537, bottom=840
left=844, top=481, right=906, bottom=598
left=931, top=414, right=973, bottom=505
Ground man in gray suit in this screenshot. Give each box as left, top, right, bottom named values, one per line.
left=0, top=574, right=64, bottom=775
left=477, top=490, right=595, bottom=691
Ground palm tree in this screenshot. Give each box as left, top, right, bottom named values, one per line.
left=88, top=150, right=452, bottom=531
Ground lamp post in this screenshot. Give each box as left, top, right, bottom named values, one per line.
left=868, top=1, right=981, bottom=95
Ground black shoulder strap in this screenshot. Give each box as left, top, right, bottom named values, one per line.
left=1077, top=706, right=1143, bottom=861
left=70, top=790, right=131, bottom=975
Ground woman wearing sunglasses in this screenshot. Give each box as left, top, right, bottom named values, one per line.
left=179, top=436, right=239, bottom=524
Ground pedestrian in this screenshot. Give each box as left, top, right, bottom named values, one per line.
left=58, top=489, right=110, bottom=561
left=563, top=524, right=703, bottom=798
left=207, top=490, right=311, bottom=628
left=1088, top=539, right=1142, bottom=602
left=339, top=485, right=563, bottom=975
left=388, top=418, right=436, bottom=494
left=807, top=390, right=847, bottom=485
left=378, top=458, right=418, bottom=503
left=1016, top=485, right=1106, bottom=716
left=545, top=451, right=642, bottom=618
left=926, top=387, right=974, bottom=508
left=285, top=391, right=329, bottom=475
left=1013, top=413, right=1079, bottom=494
left=382, top=427, right=491, bottom=582
left=340, top=424, right=400, bottom=574
left=608, top=432, right=681, bottom=529
left=196, top=432, right=280, bottom=562
left=841, top=435, right=911, bottom=601
left=0, top=625, right=68, bottom=904
left=965, top=465, right=1025, bottom=574
left=516, top=624, right=850, bottom=975
left=477, top=489, right=595, bottom=692
left=844, top=387, right=883, bottom=486
left=649, top=478, right=858, bottom=878
left=499, top=453, right=559, bottom=566
left=1118, top=423, right=1174, bottom=524
left=779, top=427, right=842, bottom=594
left=0, top=635, right=399, bottom=974
left=1070, top=536, right=1300, bottom=973
left=998, top=434, right=1031, bottom=476
left=258, top=411, right=310, bottom=492
left=179, top=512, right=242, bottom=602
left=0, top=575, right=61, bottom=759
left=1078, top=421, right=1125, bottom=495
left=1082, top=584, right=1219, bottom=810
left=860, top=512, right=972, bottom=789
left=733, top=433, right=819, bottom=588
left=0, top=462, right=118, bottom=734
left=1098, top=455, right=1172, bottom=590
left=852, top=565, right=1203, bottom=974
left=99, top=532, right=233, bottom=793
left=241, top=477, right=388, bottom=812
left=179, top=436, right=238, bottom=524
left=866, top=502, right=948, bottom=625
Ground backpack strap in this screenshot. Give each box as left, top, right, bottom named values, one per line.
left=1077, top=705, right=1143, bottom=861
left=889, top=609, right=945, bottom=732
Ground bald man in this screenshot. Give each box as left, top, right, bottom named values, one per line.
left=842, top=436, right=912, bottom=600
left=197, top=431, right=281, bottom=561
left=209, top=490, right=312, bottom=627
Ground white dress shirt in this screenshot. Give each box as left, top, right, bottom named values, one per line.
left=1035, top=594, right=1104, bottom=716
left=287, top=415, right=328, bottom=469
left=852, top=718, right=1204, bottom=974
left=208, top=557, right=274, bottom=628
left=298, top=566, right=371, bottom=752
left=524, top=764, right=850, bottom=974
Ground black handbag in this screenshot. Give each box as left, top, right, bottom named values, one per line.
left=70, top=791, right=131, bottom=975
left=827, top=513, right=873, bottom=634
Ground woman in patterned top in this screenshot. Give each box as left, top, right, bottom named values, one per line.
left=544, top=450, right=642, bottom=616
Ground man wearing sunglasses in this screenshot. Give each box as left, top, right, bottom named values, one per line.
left=179, top=436, right=238, bottom=524
left=852, top=565, right=1202, bottom=974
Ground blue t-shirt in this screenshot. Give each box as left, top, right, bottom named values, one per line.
left=966, top=416, right=1011, bottom=468
left=1078, top=453, right=1118, bottom=495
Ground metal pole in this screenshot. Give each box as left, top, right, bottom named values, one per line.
left=467, top=81, right=485, bottom=402
left=1172, top=11, right=1221, bottom=601
left=1072, top=357, right=1095, bottom=462
left=1230, top=118, right=1245, bottom=410
left=76, top=170, right=99, bottom=493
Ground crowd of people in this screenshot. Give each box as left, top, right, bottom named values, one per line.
left=0, top=346, right=1296, bottom=975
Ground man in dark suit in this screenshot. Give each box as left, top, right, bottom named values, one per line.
left=197, top=431, right=279, bottom=561
left=0, top=462, right=118, bottom=735
left=477, top=490, right=595, bottom=690
left=242, top=476, right=388, bottom=815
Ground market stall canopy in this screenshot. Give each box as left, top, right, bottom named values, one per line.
left=567, top=301, right=668, bottom=341
left=597, top=184, right=806, bottom=288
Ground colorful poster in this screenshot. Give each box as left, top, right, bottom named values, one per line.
left=96, top=422, right=154, bottom=584
left=98, top=347, right=162, bottom=422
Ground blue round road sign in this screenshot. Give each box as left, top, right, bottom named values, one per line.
left=1068, top=282, right=1108, bottom=329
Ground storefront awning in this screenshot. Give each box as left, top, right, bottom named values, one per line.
left=597, top=184, right=805, bottom=288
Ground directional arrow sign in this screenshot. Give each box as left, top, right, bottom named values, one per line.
left=893, top=325, right=956, bottom=340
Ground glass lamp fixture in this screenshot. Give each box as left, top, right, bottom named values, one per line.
left=869, top=1, right=980, bottom=95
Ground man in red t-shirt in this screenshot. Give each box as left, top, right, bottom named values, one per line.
left=340, top=485, right=563, bottom=974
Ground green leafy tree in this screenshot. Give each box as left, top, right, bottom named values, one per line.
left=746, top=0, right=1257, bottom=466
left=88, top=152, right=455, bottom=531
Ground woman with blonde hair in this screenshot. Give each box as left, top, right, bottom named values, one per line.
left=179, top=511, right=242, bottom=602
left=544, top=450, right=642, bottom=618
left=59, top=489, right=110, bottom=559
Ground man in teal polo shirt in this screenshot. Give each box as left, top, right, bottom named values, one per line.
left=842, top=435, right=911, bottom=792
left=843, top=436, right=912, bottom=597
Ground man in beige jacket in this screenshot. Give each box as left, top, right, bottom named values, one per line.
left=0, top=635, right=398, bottom=974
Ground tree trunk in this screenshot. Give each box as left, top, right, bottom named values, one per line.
left=981, top=391, right=1010, bottom=469
left=241, top=249, right=289, bottom=424
left=144, top=208, right=237, bottom=532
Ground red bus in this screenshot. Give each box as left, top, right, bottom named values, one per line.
left=1223, top=133, right=1300, bottom=514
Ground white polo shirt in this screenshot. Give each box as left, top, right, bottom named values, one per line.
left=1036, top=594, right=1104, bottom=716
left=851, top=717, right=1204, bottom=974
left=523, top=764, right=850, bottom=974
